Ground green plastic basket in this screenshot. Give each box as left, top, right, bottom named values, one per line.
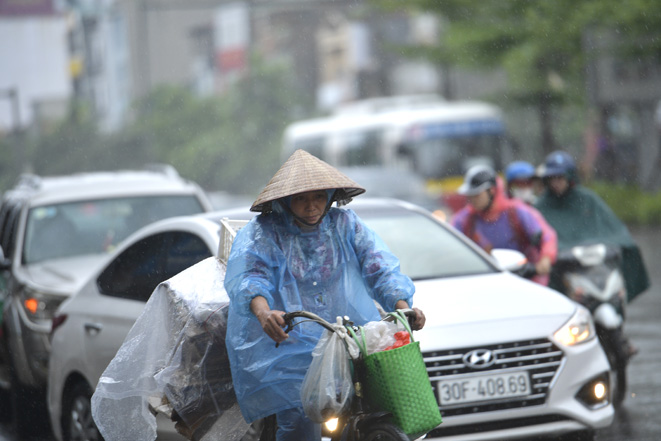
left=352, top=311, right=442, bottom=436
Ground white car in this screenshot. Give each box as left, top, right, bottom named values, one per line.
left=47, top=198, right=613, bottom=441
left=0, top=166, right=213, bottom=437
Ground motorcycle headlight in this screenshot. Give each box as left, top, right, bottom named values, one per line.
left=553, top=306, right=596, bottom=347
left=564, top=273, right=599, bottom=298
left=572, top=244, right=607, bottom=266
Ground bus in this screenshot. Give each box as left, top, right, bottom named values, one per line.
left=281, top=95, right=517, bottom=212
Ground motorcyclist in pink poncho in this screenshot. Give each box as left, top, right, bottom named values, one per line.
left=451, top=165, right=556, bottom=285
left=224, top=150, right=425, bottom=441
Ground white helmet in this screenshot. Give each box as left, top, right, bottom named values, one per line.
left=457, top=165, right=497, bottom=196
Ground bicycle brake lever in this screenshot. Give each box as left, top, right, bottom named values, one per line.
left=276, top=314, right=295, bottom=348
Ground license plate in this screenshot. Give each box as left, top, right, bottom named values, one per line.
left=437, top=372, right=531, bottom=405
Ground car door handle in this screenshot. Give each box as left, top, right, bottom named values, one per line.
left=84, top=322, right=103, bottom=334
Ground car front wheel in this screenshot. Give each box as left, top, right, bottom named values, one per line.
left=62, top=381, right=104, bottom=441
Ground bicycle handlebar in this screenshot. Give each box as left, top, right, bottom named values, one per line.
left=282, top=311, right=337, bottom=333
left=282, top=308, right=416, bottom=335
left=385, top=308, right=416, bottom=322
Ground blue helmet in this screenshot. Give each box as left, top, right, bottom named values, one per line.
left=542, top=150, right=576, bottom=180
left=505, top=161, right=536, bottom=184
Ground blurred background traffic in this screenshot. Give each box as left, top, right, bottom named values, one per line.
left=1, top=0, right=661, bottom=220
left=2, top=2, right=661, bottom=440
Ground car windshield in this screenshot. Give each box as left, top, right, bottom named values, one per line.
left=360, top=210, right=495, bottom=280
left=22, top=195, right=204, bottom=264
left=411, top=132, right=511, bottom=180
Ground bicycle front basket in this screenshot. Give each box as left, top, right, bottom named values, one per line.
left=357, top=312, right=442, bottom=436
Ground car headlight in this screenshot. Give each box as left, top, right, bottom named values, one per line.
left=553, top=306, right=596, bottom=346
left=19, top=287, right=65, bottom=323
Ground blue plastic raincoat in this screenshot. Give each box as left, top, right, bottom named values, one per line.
left=224, top=202, right=415, bottom=423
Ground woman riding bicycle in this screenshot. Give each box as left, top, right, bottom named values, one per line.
left=224, top=150, right=426, bottom=441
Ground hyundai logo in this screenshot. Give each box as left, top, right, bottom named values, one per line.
left=463, top=349, right=496, bottom=369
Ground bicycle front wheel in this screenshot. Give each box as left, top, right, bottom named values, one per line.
left=360, top=422, right=409, bottom=441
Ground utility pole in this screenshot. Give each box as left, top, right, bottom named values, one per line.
left=0, top=87, right=24, bottom=174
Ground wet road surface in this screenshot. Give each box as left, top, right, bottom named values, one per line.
left=593, top=227, right=661, bottom=441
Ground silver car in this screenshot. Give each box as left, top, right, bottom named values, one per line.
left=48, top=198, right=613, bottom=441
left=0, top=167, right=212, bottom=437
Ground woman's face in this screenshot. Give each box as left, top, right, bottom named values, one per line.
left=290, top=190, right=328, bottom=225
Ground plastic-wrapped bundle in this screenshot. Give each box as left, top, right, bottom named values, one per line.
left=156, top=300, right=236, bottom=439
left=91, top=257, right=250, bottom=441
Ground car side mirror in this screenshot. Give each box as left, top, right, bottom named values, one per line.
left=491, top=248, right=527, bottom=272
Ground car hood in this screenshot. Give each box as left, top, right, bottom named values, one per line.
left=411, top=271, right=578, bottom=352
left=16, top=254, right=109, bottom=297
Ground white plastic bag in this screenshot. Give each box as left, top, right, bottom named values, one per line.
left=300, top=326, right=358, bottom=422
left=359, top=320, right=401, bottom=355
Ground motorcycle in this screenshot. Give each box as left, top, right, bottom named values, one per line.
left=552, top=243, right=630, bottom=408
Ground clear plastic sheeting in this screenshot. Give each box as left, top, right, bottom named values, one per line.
left=91, top=257, right=250, bottom=441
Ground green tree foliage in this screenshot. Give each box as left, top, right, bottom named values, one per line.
left=109, top=57, right=309, bottom=195
left=2, top=57, right=310, bottom=196
left=590, top=180, right=661, bottom=226
left=203, top=58, right=310, bottom=194
left=373, top=0, right=661, bottom=155
left=25, top=103, right=103, bottom=175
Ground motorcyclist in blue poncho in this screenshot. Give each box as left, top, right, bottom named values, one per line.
left=224, top=150, right=426, bottom=441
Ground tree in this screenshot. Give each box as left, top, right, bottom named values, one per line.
left=108, top=56, right=311, bottom=194
left=1, top=57, right=311, bottom=197
left=212, top=57, right=312, bottom=193
left=373, top=0, right=661, bottom=157
left=25, top=104, right=102, bottom=175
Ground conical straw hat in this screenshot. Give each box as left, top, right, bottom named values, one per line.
left=251, top=149, right=365, bottom=212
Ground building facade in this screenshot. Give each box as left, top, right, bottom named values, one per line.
left=0, top=1, right=70, bottom=133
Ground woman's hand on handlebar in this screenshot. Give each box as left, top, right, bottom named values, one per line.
left=409, top=307, right=426, bottom=331
left=257, top=309, right=289, bottom=343
left=250, top=296, right=289, bottom=343
left=395, top=300, right=426, bottom=331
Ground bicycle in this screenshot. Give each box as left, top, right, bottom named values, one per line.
left=279, top=308, right=423, bottom=441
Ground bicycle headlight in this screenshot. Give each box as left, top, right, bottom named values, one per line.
left=553, top=306, right=596, bottom=346
left=324, top=418, right=339, bottom=432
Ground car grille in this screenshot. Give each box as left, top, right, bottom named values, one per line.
left=423, top=338, right=564, bottom=417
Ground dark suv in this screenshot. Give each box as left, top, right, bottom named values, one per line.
left=0, top=166, right=212, bottom=436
